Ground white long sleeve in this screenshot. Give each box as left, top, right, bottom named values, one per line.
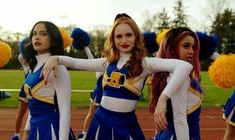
left=58, top=56, right=107, bottom=72
left=84, top=47, right=94, bottom=59
left=52, top=65, right=71, bottom=140
left=58, top=56, right=192, bottom=99
left=144, top=57, right=193, bottom=98
left=168, top=74, right=190, bottom=140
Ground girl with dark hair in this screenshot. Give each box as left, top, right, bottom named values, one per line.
left=42, top=15, right=192, bottom=140
left=22, top=21, right=74, bottom=140
left=150, top=27, right=202, bottom=140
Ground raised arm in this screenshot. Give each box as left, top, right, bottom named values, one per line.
left=42, top=56, right=106, bottom=84
left=84, top=47, right=94, bottom=59
left=146, top=57, right=192, bottom=98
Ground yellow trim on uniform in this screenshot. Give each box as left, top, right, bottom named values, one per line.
left=24, top=80, right=54, bottom=104
left=24, top=84, right=32, bottom=98
left=188, top=87, right=203, bottom=98
left=123, top=83, right=141, bottom=96
left=187, top=101, right=202, bottom=114
left=31, top=80, right=44, bottom=94
left=187, top=87, right=204, bottom=114
left=33, top=94, right=54, bottom=104
left=102, top=72, right=109, bottom=88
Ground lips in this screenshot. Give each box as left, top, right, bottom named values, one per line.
left=121, top=45, right=129, bottom=48
left=185, top=57, right=193, bottom=63
left=34, top=42, right=41, bottom=46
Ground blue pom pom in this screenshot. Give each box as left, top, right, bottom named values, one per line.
left=196, top=32, right=220, bottom=61
left=71, top=28, right=91, bottom=50
left=19, top=37, right=30, bottom=59
left=143, top=32, right=159, bottom=53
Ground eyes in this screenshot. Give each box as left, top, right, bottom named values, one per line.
left=183, top=42, right=196, bottom=50
left=32, top=30, right=48, bottom=37
left=115, top=32, right=133, bottom=39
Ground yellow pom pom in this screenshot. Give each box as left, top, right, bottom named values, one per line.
left=208, top=54, right=235, bottom=88
left=59, top=27, right=73, bottom=49
left=0, top=41, right=12, bottom=68
left=156, top=29, right=170, bottom=46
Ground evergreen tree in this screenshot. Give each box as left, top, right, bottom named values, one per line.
left=157, top=7, right=171, bottom=31
left=211, top=9, right=235, bottom=54
left=171, top=0, right=188, bottom=28
left=141, top=11, right=158, bottom=32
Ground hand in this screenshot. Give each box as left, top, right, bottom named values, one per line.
left=153, top=94, right=168, bottom=131
left=21, top=130, right=29, bottom=140
left=40, top=56, right=59, bottom=85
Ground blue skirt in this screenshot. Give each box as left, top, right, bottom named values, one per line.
left=29, top=111, right=59, bottom=140
left=86, top=106, right=145, bottom=140
left=223, top=90, right=235, bottom=126
left=28, top=99, right=76, bottom=140
left=154, top=107, right=201, bottom=140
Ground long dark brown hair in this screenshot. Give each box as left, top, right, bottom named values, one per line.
left=149, top=27, right=200, bottom=113
left=25, top=21, right=64, bottom=71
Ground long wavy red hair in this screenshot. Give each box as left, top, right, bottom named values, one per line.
left=149, top=27, right=200, bottom=113
left=104, top=16, right=146, bottom=79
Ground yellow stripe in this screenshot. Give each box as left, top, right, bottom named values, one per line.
left=24, top=84, right=32, bottom=97
left=187, top=101, right=202, bottom=114
left=188, top=87, right=204, bottom=99
left=124, top=83, right=141, bottom=96
left=31, top=80, right=44, bottom=94
left=187, top=88, right=204, bottom=114
left=33, top=94, right=54, bottom=104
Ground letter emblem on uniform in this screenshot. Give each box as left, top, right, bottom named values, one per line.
left=109, top=72, right=125, bottom=88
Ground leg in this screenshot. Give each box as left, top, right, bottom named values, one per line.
left=78, top=103, right=97, bottom=140
left=15, top=101, right=28, bottom=133
left=223, top=122, right=235, bottom=140
left=12, top=101, right=28, bottom=140
left=83, top=103, right=97, bottom=131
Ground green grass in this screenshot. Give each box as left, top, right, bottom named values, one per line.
left=0, top=70, right=233, bottom=108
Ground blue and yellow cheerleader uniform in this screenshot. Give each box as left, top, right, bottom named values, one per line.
left=154, top=79, right=204, bottom=140
left=23, top=53, right=75, bottom=140
left=56, top=54, right=192, bottom=140
left=86, top=62, right=145, bottom=140
left=223, top=90, right=235, bottom=127
left=24, top=65, right=61, bottom=139
left=90, top=74, right=104, bottom=106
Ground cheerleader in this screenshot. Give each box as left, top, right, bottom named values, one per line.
left=22, top=21, right=75, bottom=140
left=12, top=37, right=30, bottom=140
left=150, top=27, right=202, bottom=140
left=42, top=13, right=193, bottom=140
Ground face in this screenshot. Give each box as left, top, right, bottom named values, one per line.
left=32, top=23, right=51, bottom=54
left=178, top=35, right=195, bottom=64
left=114, top=23, right=136, bottom=53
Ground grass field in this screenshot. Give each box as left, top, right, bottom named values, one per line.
left=0, top=70, right=233, bottom=108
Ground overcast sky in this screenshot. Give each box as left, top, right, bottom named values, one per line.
left=0, top=0, right=234, bottom=33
